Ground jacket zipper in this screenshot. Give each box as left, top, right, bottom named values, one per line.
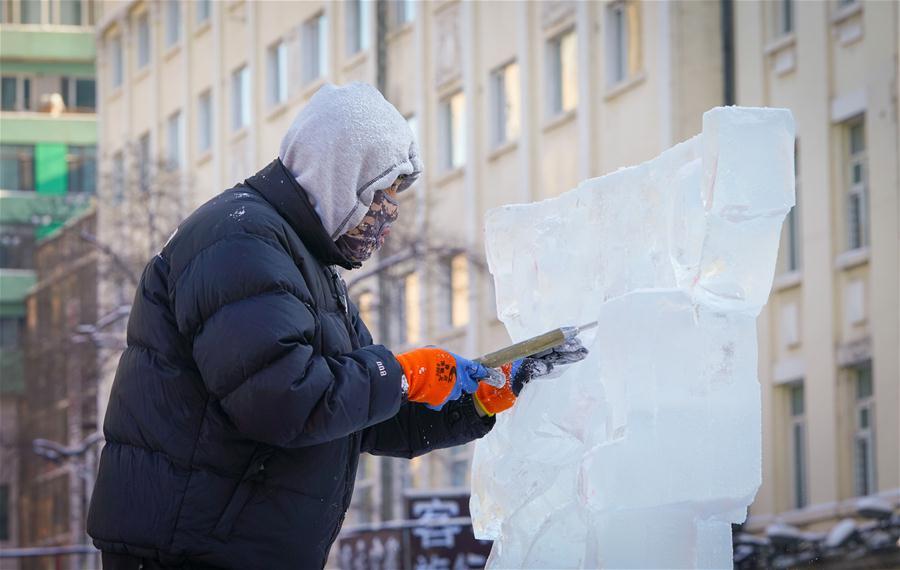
left=327, top=265, right=358, bottom=550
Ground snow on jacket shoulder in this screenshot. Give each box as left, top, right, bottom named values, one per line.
left=87, top=159, right=494, bottom=569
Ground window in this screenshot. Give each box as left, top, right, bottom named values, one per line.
left=0, top=317, right=24, bottom=349
left=75, top=78, right=96, bottom=110
left=111, top=151, right=125, bottom=203
left=137, top=13, right=151, bottom=69
left=844, top=119, right=868, bottom=251
left=547, top=28, right=578, bottom=116
left=490, top=61, right=521, bottom=147
left=406, top=114, right=418, bottom=144
left=165, top=1, right=182, bottom=48
left=0, top=226, right=35, bottom=270
left=440, top=91, right=465, bottom=170
left=1, top=76, right=31, bottom=111
left=393, top=0, right=415, bottom=27
left=67, top=145, right=96, bottom=193
left=402, top=272, right=420, bottom=345
left=774, top=0, right=794, bottom=37
left=779, top=142, right=801, bottom=273
left=851, top=361, right=875, bottom=496
left=787, top=383, right=807, bottom=509
left=302, top=13, right=328, bottom=84
left=60, top=77, right=96, bottom=111
left=357, top=291, right=374, bottom=329
left=441, top=253, right=469, bottom=329
left=137, top=132, right=151, bottom=191
left=166, top=110, right=183, bottom=170
left=267, top=40, right=288, bottom=107
left=196, top=0, right=210, bottom=25
left=346, top=0, right=371, bottom=56
left=0, top=144, right=35, bottom=191
left=110, top=35, right=124, bottom=87
left=21, top=0, right=40, bottom=24
left=197, top=90, right=212, bottom=153
left=0, top=484, right=8, bottom=541
left=1, top=76, right=16, bottom=110
left=606, top=1, right=641, bottom=86
left=231, top=65, right=251, bottom=131
left=60, top=0, right=82, bottom=25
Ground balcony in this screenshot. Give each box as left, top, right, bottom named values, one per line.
left=0, top=113, right=97, bottom=146
left=0, top=25, right=95, bottom=63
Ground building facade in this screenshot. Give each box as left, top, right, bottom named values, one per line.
left=20, top=210, right=100, bottom=570
left=734, top=0, right=899, bottom=532
left=91, top=0, right=897, bottom=557
left=0, top=0, right=98, bottom=566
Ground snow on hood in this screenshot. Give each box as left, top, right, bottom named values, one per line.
left=278, top=82, right=423, bottom=239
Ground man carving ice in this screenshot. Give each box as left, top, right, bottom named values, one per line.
left=87, top=83, right=586, bottom=569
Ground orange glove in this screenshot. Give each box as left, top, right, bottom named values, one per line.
left=395, top=348, right=489, bottom=410
left=474, top=363, right=517, bottom=416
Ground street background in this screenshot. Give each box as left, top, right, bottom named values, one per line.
left=0, top=0, right=898, bottom=569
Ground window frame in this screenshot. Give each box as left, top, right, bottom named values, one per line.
left=66, top=145, right=97, bottom=193
left=136, top=12, right=152, bottom=70
left=490, top=60, right=521, bottom=149
left=844, top=118, right=868, bottom=251
left=195, top=0, right=211, bottom=27
left=165, top=0, right=183, bottom=49
left=439, top=90, right=466, bottom=171
left=345, top=0, right=371, bottom=57
left=0, top=75, right=33, bottom=112
left=231, top=65, right=251, bottom=131
left=110, top=34, right=124, bottom=89
left=774, top=0, right=795, bottom=37
left=166, top=109, right=183, bottom=171
left=851, top=361, right=876, bottom=497
left=0, top=144, right=36, bottom=192
left=302, top=13, right=328, bottom=85
left=197, top=90, right=212, bottom=154
left=393, top=0, right=415, bottom=28
left=266, top=40, right=288, bottom=108
left=546, top=27, right=578, bottom=117
left=787, top=382, right=807, bottom=509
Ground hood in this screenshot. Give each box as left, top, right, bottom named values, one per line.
left=278, top=82, right=423, bottom=240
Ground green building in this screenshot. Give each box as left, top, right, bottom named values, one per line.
left=0, top=0, right=97, bottom=560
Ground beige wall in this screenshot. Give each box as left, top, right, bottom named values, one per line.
left=94, top=0, right=898, bottom=536
left=736, top=0, right=899, bottom=531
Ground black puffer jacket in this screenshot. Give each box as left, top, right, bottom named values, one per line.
left=87, top=159, right=494, bottom=569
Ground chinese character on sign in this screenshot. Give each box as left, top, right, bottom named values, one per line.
left=415, top=553, right=451, bottom=570
left=412, top=524, right=462, bottom=549
left=384, top=536, right=401, bottom=569
left=412, top=498, right=460, bottom=520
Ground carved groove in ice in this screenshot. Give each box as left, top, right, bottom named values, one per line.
left=471, top=107, right=795, bottom=569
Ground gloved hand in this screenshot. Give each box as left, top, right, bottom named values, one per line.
left=396, top=348, right=495, bottom=410
left=474, top=338, right=589, bottom=416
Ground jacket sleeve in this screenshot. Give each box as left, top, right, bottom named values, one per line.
left=173, top=232, right=402, bottom=448
left=360, top=394, right=495, bottom=459
left=347, top=300, right=495, bottom=458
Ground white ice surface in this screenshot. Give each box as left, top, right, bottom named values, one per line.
left=471, top=107, right=795, bottom=569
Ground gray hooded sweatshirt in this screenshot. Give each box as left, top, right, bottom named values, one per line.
left=278, top=82, right=423, bottom=240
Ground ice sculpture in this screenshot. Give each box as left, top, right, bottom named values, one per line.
left=471, top=107, right=795, bottom=569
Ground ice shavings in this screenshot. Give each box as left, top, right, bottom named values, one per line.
left=471, top=107, right=795, bottom=569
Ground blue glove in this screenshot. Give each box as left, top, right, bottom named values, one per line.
left=426, top=352, right=491, bottom=411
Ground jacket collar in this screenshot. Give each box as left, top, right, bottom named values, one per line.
left=244, top=159, right=359, bottom=270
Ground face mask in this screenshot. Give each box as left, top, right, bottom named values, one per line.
left=335, top=189, right=399, bottom=264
